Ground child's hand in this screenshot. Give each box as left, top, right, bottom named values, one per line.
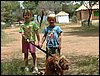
left=38, top=42, right=43, bottom=48
left=27, top=39, right=30, bottom=42
left=58, top=44, right=61, bottom=50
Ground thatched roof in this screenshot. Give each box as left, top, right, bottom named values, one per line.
left=92, top=4, right=99, bottom=9
left=56, top=11, right=69, bottom=16
left=76, top=3, right=99, bottom=11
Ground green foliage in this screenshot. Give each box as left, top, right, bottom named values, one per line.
left=63, top=2, right=81, bottom=18
left=71, top=15, right=78, bottom=23
left=1, top=1, right=21, bottom=22
left=81, top=20, right=92, bottom=26
left=23, top=1, right=38, bottom=14
left=94, top=10, right=99, bottom=16
left=1, top=59, right=25, bottom=75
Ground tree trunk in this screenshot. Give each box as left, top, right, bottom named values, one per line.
left=40, top=10, right=44, bottom=27
left=37, top=15, right=39, bottom=23
left=88, top=1, right=92, bottom=26
left=88, top=9, right=92, bottom=26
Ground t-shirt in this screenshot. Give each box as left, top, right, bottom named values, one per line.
left=19, top=21, right=39, bottom=42
left=43, top=25, right=62, bottom=48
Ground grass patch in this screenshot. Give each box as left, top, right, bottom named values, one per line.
left=1, top=57, right=45, bottom=75
left=1, top=59, right=24, bottom=75
left=65, top=55, right=99, bottom=75
left=69, top=25, right=99, bottom=33
left=1, top=55, right=99, bottom=75
left=63, top=24, right=99, bottom=37
left=1, top=49, right=45, bottom=75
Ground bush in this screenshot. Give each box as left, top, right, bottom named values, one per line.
left=71, top=15, right=78, bottom=23
left=1, top=23, right=11, bottom=29
left=81, top=20, right=92, bottom=26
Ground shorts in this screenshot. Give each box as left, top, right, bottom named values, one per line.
left=46, top=47, right=60, bottom=59
left=22, top=41, right=36, bottom=53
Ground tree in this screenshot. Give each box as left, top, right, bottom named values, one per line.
left=61, top=1, right=81, bottom=18
left=83, top=1, right=98, bottom=26
left=23, top=1, right=38, bottom=15
left=37, top=1, right=62, bottom=14
left=36, top=1, right=62, bottom=27
left=1, top=1, right=21, bottom=24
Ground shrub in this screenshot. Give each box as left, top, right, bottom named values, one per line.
left=71, top=15, right=78, bottom=23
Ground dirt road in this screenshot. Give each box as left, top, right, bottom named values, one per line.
left=1, top=25, right=99, bottom=61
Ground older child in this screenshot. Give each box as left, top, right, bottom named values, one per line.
left=19, top=9, right=40, bottom=73
left=40, top=14, right=62, bottom=59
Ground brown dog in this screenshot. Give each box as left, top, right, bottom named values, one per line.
left=44, top=54, right=69, bottom=75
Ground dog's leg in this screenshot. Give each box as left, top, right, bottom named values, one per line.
left=60, top=70, right=63, bottom=75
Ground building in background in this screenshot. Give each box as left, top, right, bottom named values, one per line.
left=75, top=2, right=99, bottom=21
left=56, top=11, right=69, bottom=23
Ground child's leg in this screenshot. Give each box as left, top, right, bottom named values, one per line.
left=29, top=42, right=38, bottom=72
left=24, top=52, right=28, bottom=67
left=31, top=53, right=39, bottom=73
left=31, top=53, right=37, bottom=67
left=22, top=40, right=29, bottom=67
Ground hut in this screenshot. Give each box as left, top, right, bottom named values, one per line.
left=75, top=2, right=99, bottom=21
left=56, top=11, right=69, bottom=23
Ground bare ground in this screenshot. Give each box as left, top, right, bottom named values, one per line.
left=1, top=24, right=99, bottom=74
left=1, top=24, right=99, bottom=59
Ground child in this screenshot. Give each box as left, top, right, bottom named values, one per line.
left=19, top=9, right=40, bottom=73
left=40, top=14, right=62, bottom=59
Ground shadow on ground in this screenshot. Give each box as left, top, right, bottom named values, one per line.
left=63, top=26, right=99, bottom=37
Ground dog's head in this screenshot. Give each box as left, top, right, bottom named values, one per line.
left=48, top=54, right=69, bottom=70
left=45, top=54, right=69, bottom=75
left=59, top=55, right=69, bottom=70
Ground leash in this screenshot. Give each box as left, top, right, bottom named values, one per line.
left=22, top=35, right=53, bottom=57
left=29, top=42, right=53, bottom=57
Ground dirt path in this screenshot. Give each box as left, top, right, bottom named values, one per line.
left=61, top=25, right=99, bottom=57
left=1, top=25, right=99, bottom=61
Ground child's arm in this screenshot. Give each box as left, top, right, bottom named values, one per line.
left=35, top=30, right=40, bottom=45
left=58, top=33, right=62, bottom=50
left=40, top=35, right=46, bottom=48
left=19, top=25, right=28, bottom=41
left=21, top=33, right=30, bottom=42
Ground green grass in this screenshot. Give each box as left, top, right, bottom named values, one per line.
left=65, top=55, right=99, bottom=75
left=1, top=59, right=24, bottom=75
left=76, top=56, right=99, bottom=75
left=62, top=24, right=99, bottom=37
left=1, top=55, right=99, bottom=75
left=69, top=25, right=99, bottom=33
left=1, top=56, right=43, bottom=75
left=79, top=25, right=99, bottom=32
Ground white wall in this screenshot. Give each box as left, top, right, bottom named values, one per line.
left=56, top=15, right=69, bottom=23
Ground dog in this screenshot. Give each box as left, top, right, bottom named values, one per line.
left=44, top=54, right=69, bottom=75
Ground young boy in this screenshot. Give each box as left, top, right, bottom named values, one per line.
left=40, top=14, right=62, bottom=59
left=19, top=9, right=40, bottom=73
